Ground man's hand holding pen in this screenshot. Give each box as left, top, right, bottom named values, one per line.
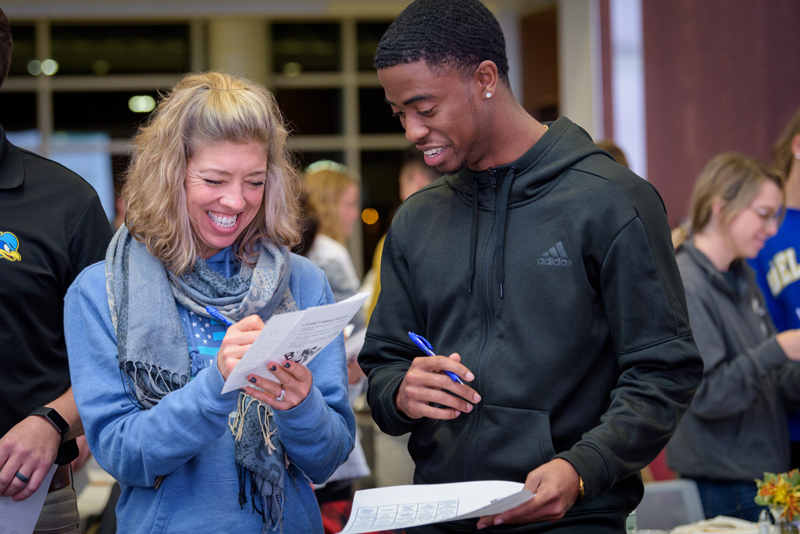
left=394, top=352, right=481, bottom=420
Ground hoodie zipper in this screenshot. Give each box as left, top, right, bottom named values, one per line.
left=458, top=167, right=500, bottom=481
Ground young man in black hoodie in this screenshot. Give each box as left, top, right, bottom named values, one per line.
left=358, top=1, right=704, bottom=532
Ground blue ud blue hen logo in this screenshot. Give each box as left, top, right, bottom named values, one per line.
left=0, top=232, right=21, bottom=262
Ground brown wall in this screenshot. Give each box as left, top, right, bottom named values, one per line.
left=642, top=0, right=800, bottom=227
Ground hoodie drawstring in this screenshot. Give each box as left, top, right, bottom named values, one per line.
left=467, top=176, right=479, bottom=294
left=494, top=168, right=516, bottom=299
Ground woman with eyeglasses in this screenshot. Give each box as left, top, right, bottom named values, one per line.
left=750, top=108, right=800, bottom=470
left=666, top=153, right=800, bottom=521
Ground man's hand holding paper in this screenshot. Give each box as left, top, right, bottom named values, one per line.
left=394, top=352, right=481, bottom=421
left=476, top=459, right=582, bottom=529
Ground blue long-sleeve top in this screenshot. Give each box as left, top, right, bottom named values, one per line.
left=66, top=248, right=355, bottom=534
left=749, top=208, right=800, bottom=442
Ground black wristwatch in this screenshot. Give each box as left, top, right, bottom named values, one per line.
left=30, top=407, right=70, bottom=446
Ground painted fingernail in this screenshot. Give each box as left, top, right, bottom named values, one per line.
left=466, top=372, right=475, bottom=381
left=249, top=377, right=257, bottom=383
left=474, top=394, right=482, bottom=403
left=284, top=362, right=291, bottom=368
left=269, top=364, right=277, bottom=371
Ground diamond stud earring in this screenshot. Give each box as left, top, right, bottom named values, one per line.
left=485, top=92, right=492, bottom=99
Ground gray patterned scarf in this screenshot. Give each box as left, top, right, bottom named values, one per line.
left=105, top=226, right=298, bottom=532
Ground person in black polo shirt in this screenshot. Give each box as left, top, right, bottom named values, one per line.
left=0, top=9, right=112, bottom=532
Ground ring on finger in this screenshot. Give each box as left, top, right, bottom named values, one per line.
left=276, top=388, right=286, bottom=402
left=14, top=471, right=30, bottom=484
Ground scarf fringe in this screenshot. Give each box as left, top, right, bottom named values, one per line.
left=229, top=394, right=278, bottom=454
left=237, top=464, right=286, bottom=534
left=121, top=361, right=188, bottom=408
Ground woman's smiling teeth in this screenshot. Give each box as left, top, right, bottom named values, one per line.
left=208, top=211, right=238, bottom=228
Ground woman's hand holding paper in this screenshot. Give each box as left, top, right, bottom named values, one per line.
left=247, top=362, right=312, bottom=410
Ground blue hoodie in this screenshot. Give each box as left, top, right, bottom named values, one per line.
left=66, top=248, right=355, bottom=533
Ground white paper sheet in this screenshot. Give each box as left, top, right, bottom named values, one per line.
left=338, top=480, right=534, bottom=533
left=222, top=292, right=370, bottom=393
left=344, top=328, right=366, bottom=362
left=0, top=464, right=58, bottom=534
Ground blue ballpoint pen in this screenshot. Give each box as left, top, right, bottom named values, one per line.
left=205, top=305, right=234, bottom=327
left=407, top=332, right=465, bottom=385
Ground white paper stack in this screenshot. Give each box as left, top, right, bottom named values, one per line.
left=338, top=480, right=534, bottom=533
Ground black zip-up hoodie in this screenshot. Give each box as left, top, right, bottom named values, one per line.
left=359, top=117, right=703, bottom=528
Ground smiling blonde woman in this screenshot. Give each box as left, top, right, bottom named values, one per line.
left=64, top=72, right=355, bottom=534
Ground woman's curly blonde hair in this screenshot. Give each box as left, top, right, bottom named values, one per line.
left=123, top=72, right=300, bottom=276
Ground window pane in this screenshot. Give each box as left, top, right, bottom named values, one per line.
left=357, top=22, right=391, bottom=72
left=54, top=91, right=158, bottom=138
left=360, top=87, right=404, bottom=134
left=0, top=93, right=36, bottom=131
left=8, top=24, right=35, bottom=77
left=51, top=24, right=190, bottom=75
left=276, top=89, right=342, bottom=136
left=360, top=150, right=403, bottom=273
left=272, top=23, right=340, bottom=74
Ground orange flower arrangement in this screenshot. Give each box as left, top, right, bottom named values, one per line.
left=756, top=470, right=800, bottom=521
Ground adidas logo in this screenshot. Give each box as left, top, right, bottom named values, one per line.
left=538, top=242, right=573, bottom=266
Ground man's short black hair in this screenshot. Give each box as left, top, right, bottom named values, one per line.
left=375, top=0, right=509, bottom=83
left=0, top=9, right=12, bottom=89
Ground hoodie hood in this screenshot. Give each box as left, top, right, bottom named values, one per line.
left=441, top=117, right=612, bottom=297
left=446, top=117, right=609, bottom=207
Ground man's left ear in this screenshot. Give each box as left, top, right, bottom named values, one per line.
left=474, top=60, right=498, bottom=100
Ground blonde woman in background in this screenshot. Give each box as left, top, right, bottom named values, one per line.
left=666, top=153, right=800, bottom=521
left=302, top=162, right=369, bottom=526
left=750, top=109, right=800, bottom=468
left=304, top=162, right=362, bottom=309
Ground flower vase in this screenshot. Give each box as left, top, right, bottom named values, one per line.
left=772, top=509, right=800, bottom=534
